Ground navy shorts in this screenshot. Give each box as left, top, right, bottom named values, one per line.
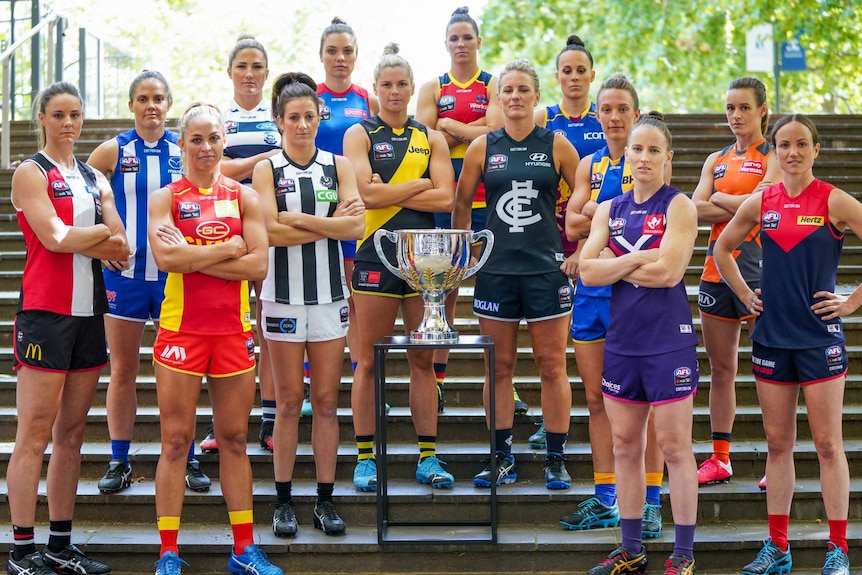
left=602, top=346, right=699, bottom=404
left=351, top=259, right=419, bottom=299
left=104, top=269, right=165, bottom=321
left=340, top=240, right=356, bottom=260
left=473, top=271, right=573, bottom=322
left=14, top=310, right=107, bottom=372
left=698, top=280, right=758, bottom=321
left=751, top=341, right=847, bottom=385
left=571, top=293, right=610, bottom=343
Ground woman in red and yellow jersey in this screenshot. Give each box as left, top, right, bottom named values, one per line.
left=692, top=77, right=779, bottom=488
left=147, top=102, right=280, bottom=575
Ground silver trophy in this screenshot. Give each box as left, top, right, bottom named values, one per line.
left=374, top=228, right=494, bottom=342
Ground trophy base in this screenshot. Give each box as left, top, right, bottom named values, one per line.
left=409, top=329, right=459, bottom=344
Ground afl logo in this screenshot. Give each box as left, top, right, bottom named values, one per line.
left=277, top=177, right=293, bottom=188
left=225, top=120, right=238, bottom=134
left=178, top=202, right=201, bottom=220
left=554, top=129, right=566, bottom=136
left=196, top=220, right=230, bottom=241
left=762, top=210, right=781, bottom=230
left=168, top=157, right=182, bottom=171
left=529, top=153, right=548, bottom=162
left=374, top=143, right=393, bottom=154
left=698, top=292, right=716, bottom=308
left=489, top=154, right=507, bottom=165
left=674, top=367, right=692, bottom=379
left=826, top=345, right=842, bottom=359
left=52, top=180, right=72, bottom=197
left=609, top=217, right=625, bottom=235
left=121, top=156, right=140, bottom=168
left=714, top=163, right=728, bottom=179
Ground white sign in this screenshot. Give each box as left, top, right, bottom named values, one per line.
left=746, top=24, right=774, bottom=72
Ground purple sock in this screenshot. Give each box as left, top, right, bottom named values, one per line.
left=672, top=523, right=696, bottom=559
left=620, top=518, right=643, bottom=554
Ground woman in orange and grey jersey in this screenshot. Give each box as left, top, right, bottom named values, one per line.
left=692, top=76, right=779, bottom=488
left=415, top=5, right=504, bottom=414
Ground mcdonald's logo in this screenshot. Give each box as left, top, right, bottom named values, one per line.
left=25, top=343, right=42, bottom=361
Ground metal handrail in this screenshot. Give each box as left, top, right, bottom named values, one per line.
left=1, top=11, right=64, bottom=169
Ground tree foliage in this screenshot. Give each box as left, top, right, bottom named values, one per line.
left=478, top=0, right=862, bottom=113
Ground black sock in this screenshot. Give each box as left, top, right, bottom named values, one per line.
left=12, top=525, right=35, bottom=560
left=47, top=519, right=72, bottom=553
left=317, top=482, right=334, bottom=503
left=275, top=481, right=292, bottom=506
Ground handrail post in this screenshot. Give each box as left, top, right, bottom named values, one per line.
left=2, top=57, right=11, bottom=169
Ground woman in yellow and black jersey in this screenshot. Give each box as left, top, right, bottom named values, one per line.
left=343, top=43, right=455, bottom=493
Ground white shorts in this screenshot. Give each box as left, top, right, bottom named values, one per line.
left=260, top=300, right=349, bottom=343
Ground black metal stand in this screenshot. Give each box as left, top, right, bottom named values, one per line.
left=374, top=335, right=496, bottom=545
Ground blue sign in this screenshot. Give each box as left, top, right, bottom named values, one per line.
left=781, top=40, right=807, bottom=71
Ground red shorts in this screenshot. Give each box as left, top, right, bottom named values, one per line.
left=153, top=329, right=256, bottom=377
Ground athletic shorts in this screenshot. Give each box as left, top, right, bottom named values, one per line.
left=698, top=280, right=758, bottom=321
left=153, top=329, right=256, bottom=378
left=14, top=310, right=107, bottom=372
left=340, top=240, right=356, bottom=261
left=751, top=341, right=847, bottom=385
left=571, top=293, right=610, bottom=343
left=261, top=300, right=349, bottom=343
left=473, top=271, right=573, bottom=322
left=434, top=207, right=488, bottom=232
left=351, top=259, right=419, bottom=299
left=104, top=269, right=165, bottom=321
left=602, top=347, right=699, bottom=404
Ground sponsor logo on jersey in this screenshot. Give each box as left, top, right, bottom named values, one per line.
left=601, top=377, right=621, bottom=394
left=319, top=103, right=331, bottom=121
left=497, top=180, right=541, bottom=232
left=674, top=366, right=692, bottom=385
left=488, top=154, right=508, bottom=171
left=373, top=142, right=394, bottom=160
left=24, top=342, right=42, bottom=361
left=356, top=270, right=381, bottom=289
left=609, top=217, right=626, bottom=236
left=476, top=94, right=488, bottom=105
left=345, top=108, right=368, bottom=118
left=196, top=220, right=231, bottom=241
left=266, top=317, right=297, bottom=334
left=529, top=153, right=548, bottom=162
left=160, top=344, right=187, bottom=363
left=437, top=95, right=456, bottom=113
left=106, top=289, right=117, bottom=302
left=256, top=122, right=278, bottom=131
left=739, top=160, right=764, bottom=176
left=120, top=156, right=140, bottom=173
left=761, top=210, right=781, bottom=230
left=168, top=156, right=183, bottom=172
left=713, top=163, right=728, bottom=179
left=583, top=132, right=605, bottom=140
left=408, top=145, right=430, bottom=156
left=825, top=344, right=844, bottom=365
left=51, top=180, right=72, bottom=198
left=277, top=178, right=296, bottom=194
left=474, top=298, right=500, bottom=313
left=225, top=120, right=238, bottom=134
left=679, top=324, right=693, bottom=333
left=214, top=199, right=240, bottom=219
left=178, top=202, right=201, bottom=220
left=316, top=189, right=338, bottom=202
left=643, top=214, right=665, bottom=235
left=590, top=172, right=604, bottom=190
left=698, top=291, right=716, bottom=308
left=797, top=215, right=824, bottom=226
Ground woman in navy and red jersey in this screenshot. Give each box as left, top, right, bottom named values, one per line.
left=8, top=81, right=128, bottom=575
left=148, top=102, right=280, bottom=575
left=416, top=5, right=504, bottom=414
left=692, top=77, right=779, bottom=488
left=715, top=114, right=855, bottom=575
left=315, top=16, right=379, bottom=387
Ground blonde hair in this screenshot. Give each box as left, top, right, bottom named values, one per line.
left=177, top=102, right=224, bottom=170
left=373, top=43, right=413, bottom=84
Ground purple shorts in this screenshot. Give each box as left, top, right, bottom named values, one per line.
left=602, top=346, right=699, bottom=404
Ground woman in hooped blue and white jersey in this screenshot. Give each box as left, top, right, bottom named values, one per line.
left=87, top=70, right=211, bottom=495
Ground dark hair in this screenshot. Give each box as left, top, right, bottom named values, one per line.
left=498, top=58, right=540, bottom=93
left=769, top=113, right=820, bottom=148
left=727, top=76, right=769, bottom=135
left=228, top=33, right=268, bottom=68
left=556, top=34, right=594, bottom=69
left=374, top=43, right=413, bottom=84
left=631, top=111, right=672, bottom=150
left=271, top=72, right=318, bottom=120
left=447, top=6, right=479, bottom=36
left=128, top=70, right=172, bottom=105
left=33, top=81, right=82, bottom=149
left=319, top=16, right=356, bottom=58
left=597, top=73, right=639, bottom=112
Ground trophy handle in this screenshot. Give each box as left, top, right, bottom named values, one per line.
left=373, top=229, right=404, bottom=280
left=463, top=229, right=494, bottom=280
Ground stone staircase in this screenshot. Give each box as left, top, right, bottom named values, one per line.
left=0, top=116, right=860, bottom=574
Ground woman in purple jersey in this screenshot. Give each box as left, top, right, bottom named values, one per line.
left=580, top=113, right=699, bottom=575
left=715, top=114, right=856, bottom=575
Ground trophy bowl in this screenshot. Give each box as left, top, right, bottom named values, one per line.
left=374, top=228, right=494, bottom=342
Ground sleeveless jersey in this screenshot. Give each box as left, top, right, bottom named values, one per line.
left=481, top=126, right=562, bottom=275
left=316, top=83, right=372, bottom=156
left=436, top=69, right=493, bottom=206
left=577, top=146, right=634, bottom=299
left=16, top=152, right=107, bottom=317
left=222, top=99, right=280, bottom=184
left=159, top=175, right=251, bottom=334
left=604, top=184, right=698, bottom=355
left=701, top=138, right=771, bottom=283
left=540, top=101, right=605, bottom=255
left=111, top=128, right=182, bottom=281
left=354, top=116, right=436, bottom=264
left=260, top=149, right=347, bottom=305
left=752, top=179, right=844, bottom=349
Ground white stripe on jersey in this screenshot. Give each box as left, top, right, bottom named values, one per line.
left=57, top=161, right=98, bottom=316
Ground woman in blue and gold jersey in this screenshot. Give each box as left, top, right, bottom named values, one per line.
left=148, top=102, right=281, bottom=575
left=343, top=43, right=455, bottom=493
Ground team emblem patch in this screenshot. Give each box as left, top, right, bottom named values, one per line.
left=120, top=156, right=140, bottom=173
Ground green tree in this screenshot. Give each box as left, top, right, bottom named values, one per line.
left=478, top=0, right=862, bottom=113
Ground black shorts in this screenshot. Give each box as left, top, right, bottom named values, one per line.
left=351, top=259, right=419, bottom=299
left=473, top=271, right=573, bottom=322
left=752, top=341, right=847, bottom=385
left=698, top=280, right=758, bottom=321
left=14, top=310, right=107, bottom=372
